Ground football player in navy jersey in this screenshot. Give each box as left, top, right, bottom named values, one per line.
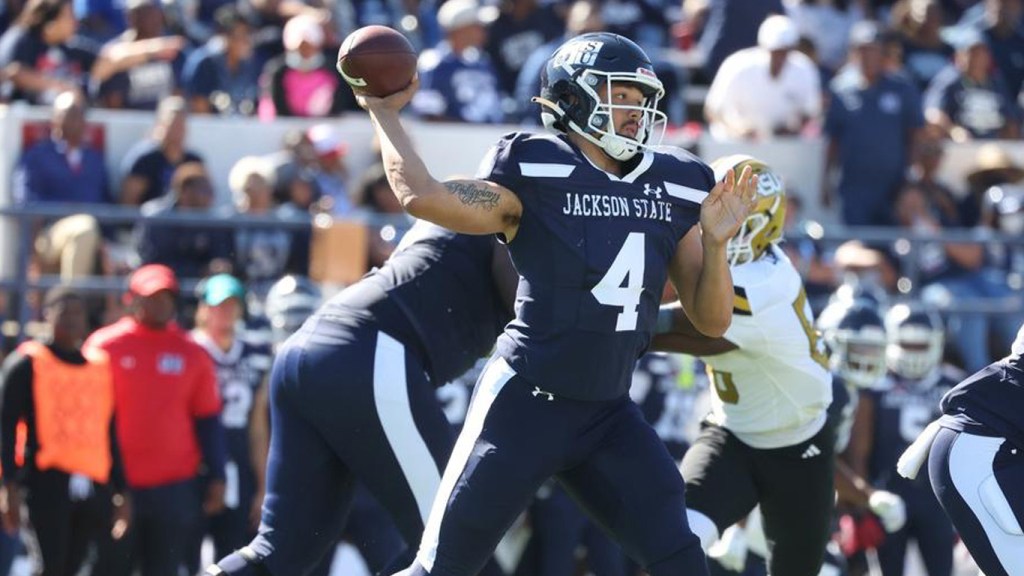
left=848, top=303, right=959, bottom=576
left=189, top=274, right=273, bottom=572
left=203, top=220, right=516, bottom=576
left=357, top=31, right=757, bottom=576
left=819, top=298, right=908, bottom=539
left=897, top=322, right=1024, bottom=576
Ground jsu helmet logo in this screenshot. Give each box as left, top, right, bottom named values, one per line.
left=643, top=183, right=662, bottom=199
left=552, top=41, right=604, bottom=68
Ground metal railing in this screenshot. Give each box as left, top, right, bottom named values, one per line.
left=0, top=203, right=412, bottom=340
left=0, top=203, right=1021, bottom=341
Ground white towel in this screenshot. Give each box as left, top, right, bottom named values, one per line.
left=897, top=420, right=942, bottom=480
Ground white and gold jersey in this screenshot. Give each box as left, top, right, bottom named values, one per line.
left=703, top=245, right=832, bottom=449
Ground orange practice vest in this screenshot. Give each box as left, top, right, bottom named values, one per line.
left=19, top=341, right=114, bottom=483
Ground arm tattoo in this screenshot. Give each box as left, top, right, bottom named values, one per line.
left=444, top=181, right=500, bottom=211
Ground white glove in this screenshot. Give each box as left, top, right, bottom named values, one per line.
left=869, top=490, right=907, bottom=533
left=708, top=524, right=748, bottom=573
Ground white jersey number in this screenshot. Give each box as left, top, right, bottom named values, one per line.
left=592, top=232, right=646, bottom=331
left=221, top=381, right=254, bottom=429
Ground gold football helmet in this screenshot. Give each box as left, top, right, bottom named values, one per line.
left=710, top=155, right=786, bottom=266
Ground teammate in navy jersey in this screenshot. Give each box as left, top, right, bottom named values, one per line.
left=203, top=221, right=516, bottom=576
left=819, top=297, right=908, bottom=537
left=189, top=275, right=273, bottom=571
left=356, top=31, right=757, bottom=576
left=895, top=322, right=1024, bottom=576
left=261, top=275, right=408, bottom=576
left=848, top=303, right=959, bottom=576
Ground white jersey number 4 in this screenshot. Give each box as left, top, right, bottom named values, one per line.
left=592, top=232, right=646, bottom=332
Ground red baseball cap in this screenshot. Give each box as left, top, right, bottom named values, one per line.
left=128, top=264, right=179, bottom=296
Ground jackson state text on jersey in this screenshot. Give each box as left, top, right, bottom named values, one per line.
left=477, top=132, right=709, bottom=401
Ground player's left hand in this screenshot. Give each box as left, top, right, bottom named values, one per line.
left=700, top=165, right=758, bottom=248
left=868, top=490, right=907, bottom=533
left=203, top=479, right=227, bottom=516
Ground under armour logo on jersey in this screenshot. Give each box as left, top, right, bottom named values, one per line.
left=532, top=386, right=555, bottom=401
left=643, top=183, right=662, bottom=199
left=801, top=444, right=822, bottom=459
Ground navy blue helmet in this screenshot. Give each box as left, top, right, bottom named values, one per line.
left=885, top=302, right=944, bottom=380
left=828, top=278, right=889, bottom=310
left=264, top=275, right=322, bottom=348
left=819, top=298, right=888, bottom=388
left=534, top=32, right=666, bottom=161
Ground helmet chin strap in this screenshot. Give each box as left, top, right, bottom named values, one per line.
left=532, top=96, right=640, bottom=162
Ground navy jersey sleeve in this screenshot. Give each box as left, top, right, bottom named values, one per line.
left=475, top=133, right=522, bottom=189
left=474, top=132, right=541, bottom=206
left=823, top=86, right=846, bottom=137
left=658, top=145, right=711, bottom=242
left=182, top=50, right=217, bottom=97
left=10, top=31, right=40, bottom=67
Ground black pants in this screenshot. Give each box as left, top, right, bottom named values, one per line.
left=681, top=420, right=836, bottom=576
left=22, top=469, right=113, bottom=576
left=97, top=479, right=201, bottom=576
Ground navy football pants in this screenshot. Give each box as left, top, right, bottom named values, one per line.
left=212, top=318, right=456, bottom=576
left=529, top=484, right=626, bottom=576
left=874, top=477, right=952, bottom=576
left=397, top=356, right=708, bottom=576
left=930, top=427, right=1024, bottom=576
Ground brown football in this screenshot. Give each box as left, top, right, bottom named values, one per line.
left=336, top=25, right=417, bottom=98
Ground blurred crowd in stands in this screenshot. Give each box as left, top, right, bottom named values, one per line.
left=1, top=0, right=1024, bottom=573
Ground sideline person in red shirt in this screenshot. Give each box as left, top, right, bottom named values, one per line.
left=85, top=264, right=226, bottom=576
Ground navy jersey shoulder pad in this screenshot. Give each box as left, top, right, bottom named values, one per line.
left=650, top=145, right=715, bottom=192
left=476, top=131, right=580, bottom=186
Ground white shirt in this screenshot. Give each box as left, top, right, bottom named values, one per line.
left=784, top=0, right=864, bottom=71
left=705, top=47, right=822, bottom=141
left=703, top=246, right=833, bottom=448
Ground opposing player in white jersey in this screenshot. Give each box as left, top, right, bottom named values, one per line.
left=653, top=155, right=834, bottom=576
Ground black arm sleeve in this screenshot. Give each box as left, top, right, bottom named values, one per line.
left=0, top=352, right=34, bottom=484
left=194, top=415, right=226, bottom=482
left=108, top=416, right=126, bottom=493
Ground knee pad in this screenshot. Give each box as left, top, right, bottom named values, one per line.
left=979, top=475, right=1024, bottom=536
left=687, top=508, right=720, bottom=552
left=205, top=547, right=273, bottom=576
